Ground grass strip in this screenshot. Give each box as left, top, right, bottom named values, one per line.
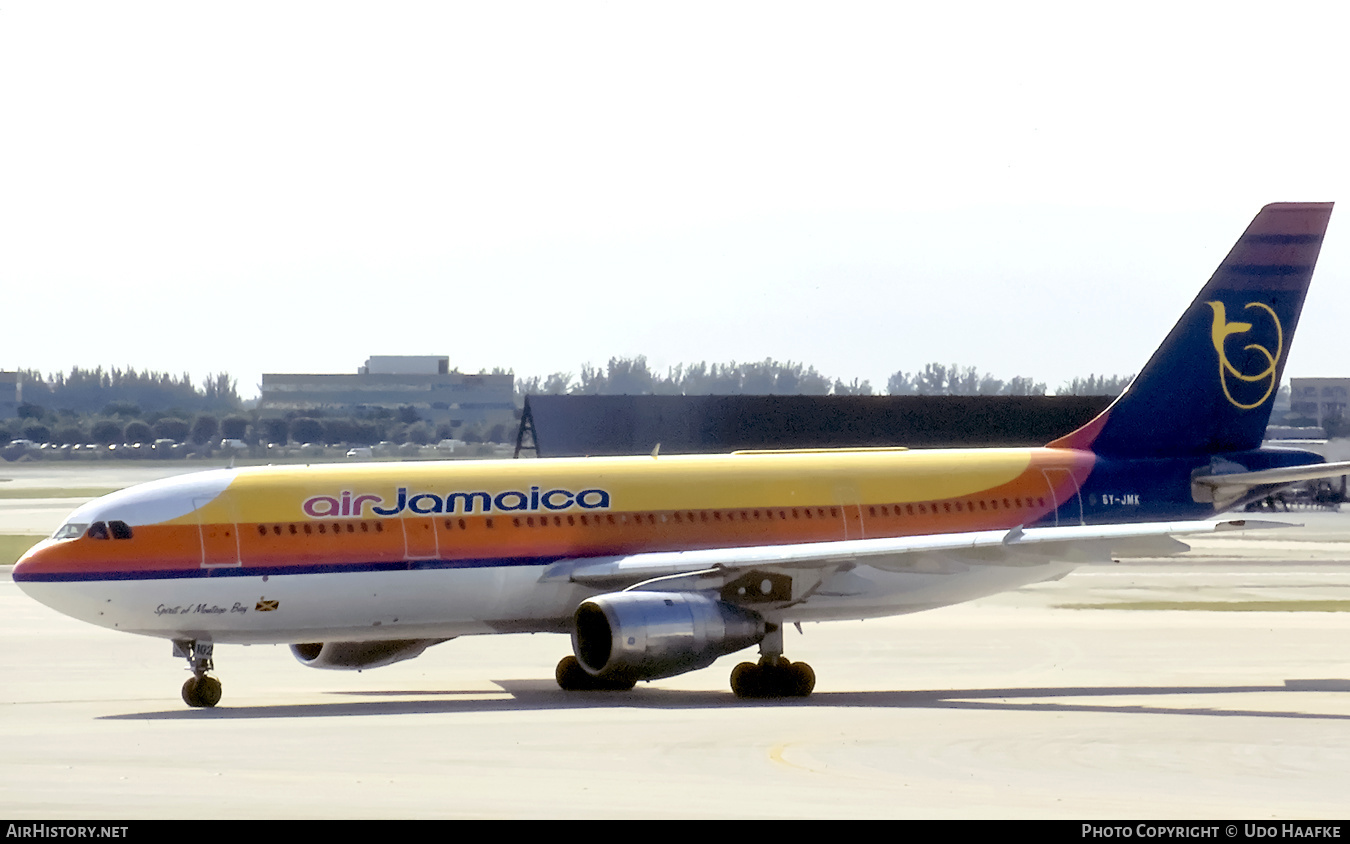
left=0, top=534, right=44, bottom=566
left=0, top=487, right=120, bottom=500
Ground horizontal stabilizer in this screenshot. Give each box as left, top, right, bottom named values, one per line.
left=1192, top=460, right=1350, bottom=508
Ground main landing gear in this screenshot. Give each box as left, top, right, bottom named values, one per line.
left=554, top=656, right=637, bottom=691
left=174, top=639, right=222, bottom=708
left=730, top=626, right=815, bottom=699
left=730, top=656, right=815, bottom=699
left=552, top=625, right=817, bottom=699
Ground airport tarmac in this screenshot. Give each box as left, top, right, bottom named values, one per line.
left=3, top=463, right=1350, bottom=818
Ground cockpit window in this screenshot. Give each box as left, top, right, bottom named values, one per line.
left=53, top=523, right=88, bottom=540
left=53, top=520, right=133, bottom=540
left=84, top=521, right=133, bottom=540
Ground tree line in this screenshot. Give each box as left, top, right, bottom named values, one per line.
left=516, top=356, right=1133, bottom=399
left=2, top=359, right=1136, bottom=450
left=16, top=367, right=241, bottom=414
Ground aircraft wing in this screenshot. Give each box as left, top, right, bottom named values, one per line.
left=1192, top=460, right=1350, bottom=509
left=539, top=518, right=1292, bottom=588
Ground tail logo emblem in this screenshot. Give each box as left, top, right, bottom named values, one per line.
left=1206, top=301, right=1283, bottom=410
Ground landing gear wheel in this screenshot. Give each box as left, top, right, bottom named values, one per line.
left=181, top=675, right=222, bottom=708
left=730, top=661, right=762, bottom=698
left=174, top=640, right=220, bottom=708
left=788, top=661, right=815, bottom=697
left=730, top=658, right=815, bottom=699
left=555, top=656, right=636, bottom=692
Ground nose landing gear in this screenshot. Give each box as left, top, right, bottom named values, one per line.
left=174, top=640, right=222, bottom=708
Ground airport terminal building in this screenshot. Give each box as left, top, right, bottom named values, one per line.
left=259, top=356, right=515, bottom=428
left=0, top=372, right=19, bottom=419
left=1290, top=378, right=1350, bottom=427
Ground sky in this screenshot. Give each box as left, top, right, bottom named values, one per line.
left=4, top=2, right=1350, bottom=400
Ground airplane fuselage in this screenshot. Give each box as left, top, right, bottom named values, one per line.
left=14, top=443, right=1319, bottom=647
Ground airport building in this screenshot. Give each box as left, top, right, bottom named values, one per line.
left=513, top=394, right=1115, bottom=458
left=259, top=356, right=515, bottom=429
left=1290, top=377, right=1350, bottom=426
left=0, top=372, right=20, bottom=419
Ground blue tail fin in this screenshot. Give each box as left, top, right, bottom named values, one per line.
left=1050, top=202, right=1333, bottom=457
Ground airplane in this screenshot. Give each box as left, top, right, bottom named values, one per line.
left=13, top=202, right=1350, bottom=708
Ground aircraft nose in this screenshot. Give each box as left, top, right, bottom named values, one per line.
left=11, top=538, right=59, bottom=582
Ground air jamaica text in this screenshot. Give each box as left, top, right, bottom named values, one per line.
left=303, top=486, right=612, bottom=518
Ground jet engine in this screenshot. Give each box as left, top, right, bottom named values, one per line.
left=572, top=591, right=765, bottom=681
left=290, top=638, right=451, bottom=670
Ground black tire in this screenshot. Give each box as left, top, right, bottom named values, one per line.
left=556, top=656, right=590, bottom=690
left=182, top=675, right=223, bottom=708
left=789, top=662, right=816, bottom=697
left=730, top=662, right=762, bottom=698
left=181, top=676, right=201, bottom=707
left=197, top=676, right=223, bottom=707
left=556, top=656, right=636, bottom=692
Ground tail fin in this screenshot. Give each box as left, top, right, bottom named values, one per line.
left=1049, top=202, right=1333, bottom=457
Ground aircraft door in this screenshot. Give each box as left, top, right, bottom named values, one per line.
left=1040, top=469, right=1084, bottom=527
left=194, top=496, right=241, bottom=568
left=401, top=517, right=440, bottom=560
left=834, top=484, right=864, bottom=539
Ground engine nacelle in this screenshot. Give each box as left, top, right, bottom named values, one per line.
left=290, top=638, right=450, bottom=671
left=572, top=591, right=765, bottom=682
